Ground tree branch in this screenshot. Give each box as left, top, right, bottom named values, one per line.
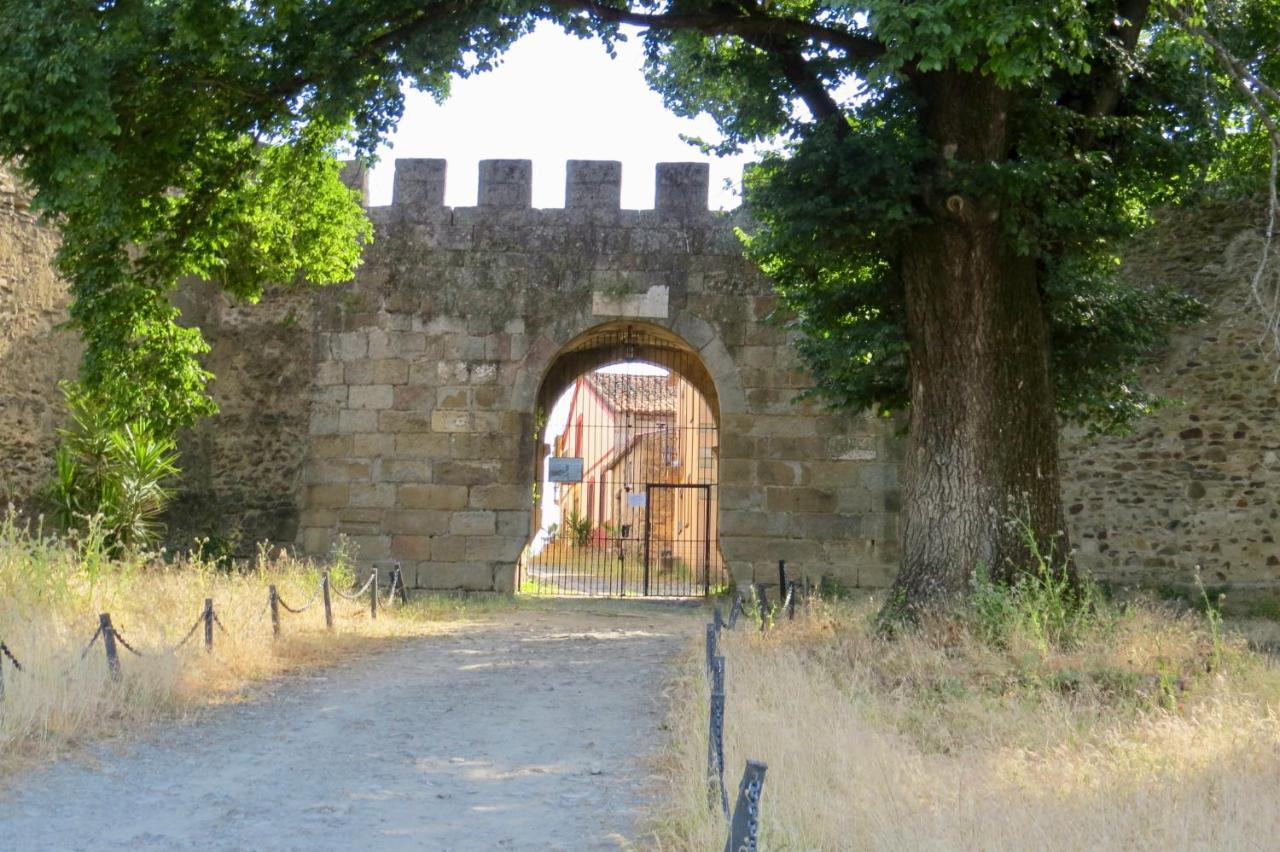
left=544, top=0, right=883, bottom=62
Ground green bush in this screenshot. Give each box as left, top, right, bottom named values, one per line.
left=969, top=513, right=1107, bottom=652
left=47, top=389, right=179, bottom=556
left=564, top=510, right=592, bottom=547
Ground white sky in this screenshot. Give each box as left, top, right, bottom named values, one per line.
left=368, top=22, right=758, bottom=210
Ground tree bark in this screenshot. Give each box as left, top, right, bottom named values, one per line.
left=888, top=71, right=1072, bottom=616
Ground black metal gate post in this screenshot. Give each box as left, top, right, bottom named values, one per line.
left=642, top=484, right=652, bottom=597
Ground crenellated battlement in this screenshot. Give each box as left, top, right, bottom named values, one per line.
left=353, top=158, right=717, bottom=216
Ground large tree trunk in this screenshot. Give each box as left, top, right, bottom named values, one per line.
left=888, top=71, right=1072, bottom=616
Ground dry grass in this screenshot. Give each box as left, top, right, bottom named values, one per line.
left=650, top=594, right=1280, bottom=850
left=0, top=516, right=514, bottom=778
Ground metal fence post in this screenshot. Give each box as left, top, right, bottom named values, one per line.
left=707, top=655, right=728, bottom=817
left=203, top=598, right=214, bottom=651
left=395, top=562, right=408, bottom=604
left=787, top=581, right=797, bottom=621
left=269, top=585, right=280, bottom=639
left=0, top=650, right=5, bottom=701
left=778, top=560, right=787, bottom=602
left=322, top=572, right=334, bottom=630
left=756, top=584, right=768, bottom=633
left=725, top=760, right=768, bottom=852
left=370, top=570, right=378, bottom=621
left=714, top=605, right=724, bottom=634
left=99, top=613, right=121, bottom=681
left=705, top=622, right=718, bottom=676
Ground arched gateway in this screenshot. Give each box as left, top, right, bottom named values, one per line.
left=276, top=159, right=899, bottom=594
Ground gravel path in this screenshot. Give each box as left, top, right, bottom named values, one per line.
left=0, top=604, right=697, bottom=851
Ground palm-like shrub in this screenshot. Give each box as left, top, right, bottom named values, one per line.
left=48, top=389, right=179, bottom=555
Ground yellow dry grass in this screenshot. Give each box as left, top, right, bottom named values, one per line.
left=0, top=518, right=513, bottom=778
left=650, top=596, right=1280, bottom=850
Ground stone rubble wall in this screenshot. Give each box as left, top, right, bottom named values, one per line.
left=1060, top=202, right=1280, bottom=595
left=0, top=168, right=78, bottom=509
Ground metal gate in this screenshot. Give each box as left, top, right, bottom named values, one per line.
left=519, top=361, right=722, bottom=597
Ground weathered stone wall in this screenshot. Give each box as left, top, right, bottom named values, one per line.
left=293, top=160, right=898, bottom=591
left=1062, top=202, right=1280, bottom=595
left=0, top=168, right=77, bottom=509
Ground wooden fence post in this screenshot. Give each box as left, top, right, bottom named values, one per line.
left=322, top=572, right=333, bottom=630
left=99, top=613, right=121, bottom=681
left=269, top=585, right=280, bottom=639
left=203, top=598, right=214, bottom=651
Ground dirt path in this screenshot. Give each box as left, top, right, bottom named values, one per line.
left=0, top=603, right=699, bottom=851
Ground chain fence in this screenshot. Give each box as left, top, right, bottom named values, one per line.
left=0, top=563, right=410, bottom=689
left=708, top=558, right=810, bottom=851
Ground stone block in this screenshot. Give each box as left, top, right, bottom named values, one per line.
left=339, top=409, right=378, bottom=433
left=496, top=511, right=531, bottom=538
left=310, top=435, right=352, bottom=459
left=315, top=361, right=345, bottom=385
left=352, top=432, right=396, bottom=456
left=434, top=460, right=499, bottom=486
left=347, top=534, right=390, bottom=561
left=300, top=526, right=333, bottom=556
left=478, top=159, right=533, bottom=208
left=331, top=331, right=368, bottom=360
left=470, top=484, right=529, bottom=511
left=393, top=385, right=434, bottom=412
left=398, top=484, right=469, bottom=511
left=305, top=460, right=370, bottom=484
left=431, top=410, right=475, bottom=433
left=345, top=359, right=409, bottom=385
left=392, top=158, right=447, bottom=208
left=384, top=509, right=451, bottom=535
left=655, top=162, right=709, bottom=214
left=348, top=483, right=396, bottom=508
left=465, top=535, right=525, bottom=562
left=306, top=484, right=349, bottom=509
left=349, top=384, right=395, bottom=410
left=308, top=409, right=341, bottom=436
left=765, top=487, right=837, bottom=514
left=436, top=386, right=472, bottom=410
left=430, top=535, right=468, bottom=561
left=377, top=458, right=432, bottom=482
left=566, top=160, right=622, bottom=209
left=451, top=511, right=496, bottom=536
left=416, top=561, right=494, bottom=591
left=379, top=411, right=434, bottom=434
left=391, top=535, right=432, bottom=561
left=395, top=433, right=452, bottom=456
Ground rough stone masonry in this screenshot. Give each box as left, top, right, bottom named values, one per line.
left=1, top=161, right=1277, bottom=596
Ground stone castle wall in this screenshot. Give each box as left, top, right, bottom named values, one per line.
left=1061, top=202, right=1280, bottom=596
left=1, top=160, right=1276, bottom=596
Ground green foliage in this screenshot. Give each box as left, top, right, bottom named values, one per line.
left=564, top=510, right=593, bottom=547
left=47, top=389, right=180, bottom=557
left=969, top=514, right=1105, bottom=653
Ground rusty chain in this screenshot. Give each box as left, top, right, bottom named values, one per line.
left=0, top=641, right=22, bottom=672
left=331, top=573, right=375, bottom=601
left=110, top=625, right=145, bottom=657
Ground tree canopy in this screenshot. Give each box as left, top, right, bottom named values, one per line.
left=2, top=0, right=1277, bottom=607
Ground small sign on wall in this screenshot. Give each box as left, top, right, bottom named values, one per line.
left=548, top=457, right=584, bottom=483
left=627, top=492, right=647, bottom=509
